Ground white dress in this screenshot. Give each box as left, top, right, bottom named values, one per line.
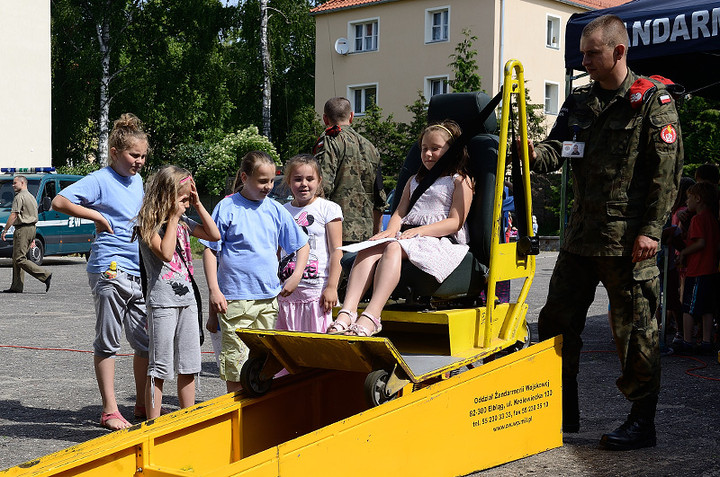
left=398, top=174, right=470, bottom=282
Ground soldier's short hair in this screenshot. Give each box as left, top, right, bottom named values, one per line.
left=324, top=97, right=352, bottom=123
left=687, top=181, right=718, bottom=208
left=13, top=175, right=27, bottom=185
left=582, top=14, right=629, bottom=50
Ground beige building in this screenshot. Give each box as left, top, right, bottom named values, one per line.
left=312, top=0, right=626, bottom=127
left=0, top=0, right=52, bottom=169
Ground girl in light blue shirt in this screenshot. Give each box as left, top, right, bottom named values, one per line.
left=201, top=151, right=308, bottom=393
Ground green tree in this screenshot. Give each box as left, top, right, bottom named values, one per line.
left=510, top=83, right=547, bottom=143
left=195, top=126, right=280, bottom=196
left=448, top=28, right=483, bottom=93
left=117, top=0, right=236, bottom=165
left=51, top=0, right=130, bottom=166
left=281, top=105, right=325, bottom=159
left=678, top=95, right=720, bottom=175
left=51, top=0, right=237, bottom=169
left=354, top=104, right=409, bottom=191
left=229, top=0, right=317, bottom=151
left=401, top=92, right=429, bottom=145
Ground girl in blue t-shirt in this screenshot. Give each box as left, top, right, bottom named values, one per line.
left=135, top=165, right=220, bottom=420
left=201, top=151, right=309, bottom=393
left=52, top=113, right=151, bottom=431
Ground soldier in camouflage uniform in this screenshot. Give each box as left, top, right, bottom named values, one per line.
left=527, top=15, right=683, bottom=450
left=314, top=97, right=386, bottom=243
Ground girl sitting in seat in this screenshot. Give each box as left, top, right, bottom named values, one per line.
left=328, top=120, right=474, bottom=336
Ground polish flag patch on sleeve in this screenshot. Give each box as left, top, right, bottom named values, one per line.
left=658, top=94, right=672, bottom=105
left=660, top=125, right=677, bottom=144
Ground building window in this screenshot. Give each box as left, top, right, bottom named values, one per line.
left=546, top=15, right=560, bottom=49
left=544, top=82, right=559, bottom=115
left=425, top=7, right=450, bottom=43
left=349, top=84, right=377, bottom=114
left=351, top=19, right=378, bottom=52
left=425, top=75, right=449, bottom=99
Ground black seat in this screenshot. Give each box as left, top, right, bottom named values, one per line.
left=392, top=93, right=498, bottom=303
left=342, top=92, right=499, bottom=305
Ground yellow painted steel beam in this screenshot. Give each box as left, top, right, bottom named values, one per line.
left=484, top=59, right=536, bottom=349
left=3, top=338, right=562, bottom=477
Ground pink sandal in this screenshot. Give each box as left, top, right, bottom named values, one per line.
left=346, top=311, right=382, bottom=337
left=100, top=410, right=131, bottom=431
left=327, top=309, right=357, bottom=334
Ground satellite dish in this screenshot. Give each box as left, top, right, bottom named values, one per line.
left=334, top=37, right=349, bottom=55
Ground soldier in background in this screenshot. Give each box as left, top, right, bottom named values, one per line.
left=524, top=15, right=683, bottom=450
left=1, top=175, right=52, bottom=293
left=314, top=97, right=386, bottom=244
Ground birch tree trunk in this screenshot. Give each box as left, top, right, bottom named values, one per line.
left=96, top=6, right=111, bottom=166
left=260, top=0, right=272, bottom=140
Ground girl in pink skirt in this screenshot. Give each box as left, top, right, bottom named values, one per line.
left=276, top=154, right=343, bottom=332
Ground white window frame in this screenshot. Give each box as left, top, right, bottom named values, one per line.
left=349, top=18, right=379, bottom=53
left=544, top=81, right=560, bottom=115
left=546, top=14, right=561, bottom=49
left=425, top=6, right=450, bottom=44
left=348, top=83, right=378, bottom=115
left=424, top=75, right=449, bottom=100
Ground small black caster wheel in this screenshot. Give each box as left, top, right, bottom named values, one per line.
left=364, top=369, right=397, bottom=407
left=240, top=355, right=272, bottom=397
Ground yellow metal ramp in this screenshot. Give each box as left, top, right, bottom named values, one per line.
left=2, top=337, right=562, bottom=477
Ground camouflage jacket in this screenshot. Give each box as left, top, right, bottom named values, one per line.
left=314, top=125, right=386, bottom=242
left=532, top=70, right=684, bottom=259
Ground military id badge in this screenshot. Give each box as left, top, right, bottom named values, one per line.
left=562, top=141, right=585, bottom=158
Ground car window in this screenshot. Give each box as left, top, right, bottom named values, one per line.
left=59, top=180, right=76, bottom=190
left=0, top=178, right=40, bottom=208
left=0, top=180, right=13, bottom=208
left=268, top=176, right=293, bottom=204
left=42, top=180, right=57, bottom=201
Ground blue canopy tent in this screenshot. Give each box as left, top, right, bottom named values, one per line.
left=565, top=0, right=720, bottom=98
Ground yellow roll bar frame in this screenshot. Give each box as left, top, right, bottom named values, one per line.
left=483, top=59, right=535, bottom=349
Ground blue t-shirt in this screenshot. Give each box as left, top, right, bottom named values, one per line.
left=201, top=193, right=307, bottom=300
left=58, top=166, right=144, bottom=275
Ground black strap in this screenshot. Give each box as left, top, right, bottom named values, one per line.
left=509, top=103, right=528, bottom=238
left=175, top=240, right=205, bottom=346
left=406, top=88, right=504, bottom=213
left=135, top=227, right=149, bottom=299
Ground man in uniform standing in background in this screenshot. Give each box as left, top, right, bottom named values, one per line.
left=1, top=175, right=52, bottom=293
left=314, top=97, right=386, bottom=244
left=525, top=14, right=683, bottom=450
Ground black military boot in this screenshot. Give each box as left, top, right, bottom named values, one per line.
left=599, top=396, right=657, bottom=450
left=562, top=376, right=580, bottom=433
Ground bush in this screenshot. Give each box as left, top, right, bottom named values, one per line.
left=173, top=142, right=211, bottom=177
left=195, top=126, right=280, bottom=196
left=56, top=162, right=101, bottom=176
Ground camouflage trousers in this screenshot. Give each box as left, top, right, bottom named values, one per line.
left=538, top=251, right=660, bottom=401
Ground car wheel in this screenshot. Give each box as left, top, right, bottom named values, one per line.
left=27, top=238, right=44, bottom=265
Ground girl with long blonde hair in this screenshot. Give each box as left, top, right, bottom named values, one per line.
left=135, top=165, right=220, bottom=419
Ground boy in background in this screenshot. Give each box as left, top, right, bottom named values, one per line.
left=676, top=182, right=720, bottom=355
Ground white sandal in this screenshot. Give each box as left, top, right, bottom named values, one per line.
left=327, top=309, right=357, bottom=334
left=346, top=311, right=382, bottom=337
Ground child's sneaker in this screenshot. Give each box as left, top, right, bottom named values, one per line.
left=671, top=333, right=684, bottom=348
left=672, top=340, right=695, bottom=355
left=698, top=341, right=713, bottom=356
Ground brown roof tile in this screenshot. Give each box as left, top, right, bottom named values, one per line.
left=311, top=0, right=392, bottom=14
left=567, top=0, right=630, bottom=9
left=311, top=0, right=630, bottom=15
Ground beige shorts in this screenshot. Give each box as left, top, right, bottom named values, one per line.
left=219, top=298, right=278, bottom=382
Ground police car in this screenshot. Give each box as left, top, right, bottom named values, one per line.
left=0, top=167, right=95, bottom=264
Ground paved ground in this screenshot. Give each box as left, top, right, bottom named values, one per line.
left=0, top=252, right=719, bottom=475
